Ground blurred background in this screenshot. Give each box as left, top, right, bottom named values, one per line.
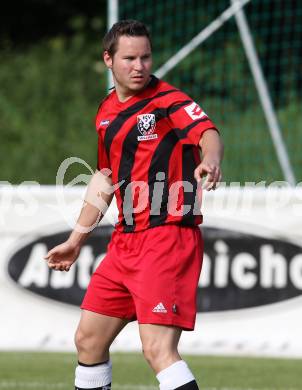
left=1, top=1, right=302, bottom=389
left=1, top=0, right=301, bottom=185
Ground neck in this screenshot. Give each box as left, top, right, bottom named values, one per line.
left=114, top=76, right=152, bottom=102
left=116, top=88, right=135, bottom=102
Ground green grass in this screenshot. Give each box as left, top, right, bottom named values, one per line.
left=0, top=352, right=301, bottom=390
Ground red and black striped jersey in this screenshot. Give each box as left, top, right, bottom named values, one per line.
left=96, top=75, right=218, bottom=233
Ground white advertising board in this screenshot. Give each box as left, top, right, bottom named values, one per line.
left=1, top=185, right=302, bottom=357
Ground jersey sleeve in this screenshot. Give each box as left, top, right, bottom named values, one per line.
left=96, top=132, right=111, bottom=171
left=167, top=92, right=219, bottom=146
left=95, top=98, right=111, bottom=172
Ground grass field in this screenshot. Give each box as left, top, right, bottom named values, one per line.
left=0, top=352, right=301, bottom=390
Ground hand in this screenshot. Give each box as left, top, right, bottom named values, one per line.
left=44, top=241, right=81, bottom=272
left=194, top=157, right=222, bottom=191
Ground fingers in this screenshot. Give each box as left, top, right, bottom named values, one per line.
left=45, top=253, right=71, bottom=272
left=44, top=243, right=75, bottom=272
left=194, top=163, right=222, bottom=191
left=44, top=246, right=59, bottom=260
left=44, top=245, right=66, bottom=265
left=194, top=164, right=208, bottom=183
left=203, top=168, right=222, bottom=191
left=47, top=261, right=71, bottom=272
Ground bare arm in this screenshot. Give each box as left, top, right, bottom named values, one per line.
left=194, top=129, right=224, bottom=190
left=45, top=170, right=114, bottom=271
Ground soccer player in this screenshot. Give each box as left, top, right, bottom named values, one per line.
left=45, top=20, right=223, bottom=390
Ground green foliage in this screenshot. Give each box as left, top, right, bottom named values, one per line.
left=0, top=36, right=107, bottom=184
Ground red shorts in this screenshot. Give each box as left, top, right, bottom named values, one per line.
left=81, top=224, right=203, bottom=330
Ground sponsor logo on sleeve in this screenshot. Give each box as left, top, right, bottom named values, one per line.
left=184, top=102, right=207, bottom=120
left=100, top=119, right=110, bottom=127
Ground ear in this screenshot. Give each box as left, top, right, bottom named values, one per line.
left=103, top=51, right=113, bottom=69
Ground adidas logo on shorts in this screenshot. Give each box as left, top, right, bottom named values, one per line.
left=152, top=302, right=167, bottom=313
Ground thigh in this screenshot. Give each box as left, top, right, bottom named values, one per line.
left=77, top=310, right=128, bottom=346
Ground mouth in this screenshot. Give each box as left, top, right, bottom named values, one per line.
left=131, top=75, right=145, bottom=81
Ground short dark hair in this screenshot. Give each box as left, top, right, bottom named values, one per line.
left=103, top=19, right=151, bottom=57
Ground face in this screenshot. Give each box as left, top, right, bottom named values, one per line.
left=104, top=35, right=152, bottom=100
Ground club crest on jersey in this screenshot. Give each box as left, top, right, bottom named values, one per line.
left=137, top=114, right=158, bottom=141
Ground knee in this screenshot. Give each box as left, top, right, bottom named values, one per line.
left=74, top=327, right=108, bottom=358
left=142, top=339, right=176, bottom=371
left=142, top=339, right=160, bottom=364
left=75, top=327, right=93, bottom=353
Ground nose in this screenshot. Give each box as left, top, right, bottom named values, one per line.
left=133, top=58, right=144, bottom=71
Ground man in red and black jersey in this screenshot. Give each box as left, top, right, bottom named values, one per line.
left=45, top=20, right=223, bottom=390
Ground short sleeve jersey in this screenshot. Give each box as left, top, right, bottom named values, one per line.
left=96, top=75, right=218, bottom=233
